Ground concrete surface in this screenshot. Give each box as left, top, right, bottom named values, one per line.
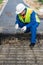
left=0, top=0, right=8, bottom=16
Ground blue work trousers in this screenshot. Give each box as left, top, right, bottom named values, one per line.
left=16, top=21, right=39, bottom=44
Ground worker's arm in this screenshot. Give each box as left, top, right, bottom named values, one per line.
left=26, top=11, right=36, bottom=28
left=15, top=15, right=20, bottom=29
left=15, top=15, right=20, bottom=24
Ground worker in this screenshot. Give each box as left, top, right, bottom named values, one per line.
left=15, top=3, right=40, bottom=48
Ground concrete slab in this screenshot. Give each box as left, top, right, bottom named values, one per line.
left=0, top=0, right=8, bottom=16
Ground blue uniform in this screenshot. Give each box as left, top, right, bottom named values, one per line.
left=15, top=11, right=40, bottom=44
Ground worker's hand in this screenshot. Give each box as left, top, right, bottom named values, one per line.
left=15, top=24, right=19, bottom=29
left=21, top=26, right=27, bottom=32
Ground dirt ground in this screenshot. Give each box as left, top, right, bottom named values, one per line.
left=0, top=33, right=43, bottom=65
left=23, top=0, right=43, bottom=18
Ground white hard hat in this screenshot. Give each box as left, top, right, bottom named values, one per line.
left=16, top=3, right=25, bottom=14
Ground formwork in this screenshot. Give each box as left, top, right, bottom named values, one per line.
left=0, top=33, right=43, bottom=65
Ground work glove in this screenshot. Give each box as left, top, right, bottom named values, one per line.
left=15, top=24, right=19, bottom=29
left=21, top=26, right=27, bottom=32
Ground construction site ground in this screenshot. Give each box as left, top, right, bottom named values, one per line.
left=0, top=33, right=43, bottom=65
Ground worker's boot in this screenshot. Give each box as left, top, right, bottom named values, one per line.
left=0, top=40, right=1, bottom=45
left=0, top=42, right=1, bottom=45
left=29, top=43, right=35, bottom=48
